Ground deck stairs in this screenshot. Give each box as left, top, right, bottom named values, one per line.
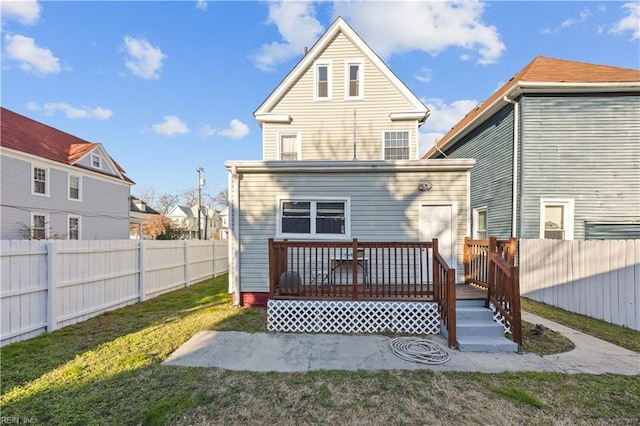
left=442, top=299, right=518, bottom=353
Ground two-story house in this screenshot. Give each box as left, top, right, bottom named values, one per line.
left=225, top=17, right=475, bottom=307
left=424, top=56, right=640, bottom=241
left=167, top=204, right=221, bottom=239
left=1, top=107, right=134, bottom=240
left=129, top=196, right=161, bottom=239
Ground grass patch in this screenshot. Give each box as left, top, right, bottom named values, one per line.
left=520, top=320, right=575, bottom=355
left=522, top=297, right=640, bottom=352
left=1, top=275, right=638, bottom=425
left=489, top=385, right=547, bottom=409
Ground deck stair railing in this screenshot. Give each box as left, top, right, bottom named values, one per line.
left=432, top=239, right=456, bottom=348
left=463, top=237, right=516, bottom=289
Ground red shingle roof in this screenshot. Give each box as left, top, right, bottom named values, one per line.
left=424, top=56, right=640, bottom=158
left=1, top=107, right=132, bottom=183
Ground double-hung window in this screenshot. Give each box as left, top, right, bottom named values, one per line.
left=314, top=60, right=332, bottom=100
left=278, top=198, right=350, bottom=239
left=540, top=199, right=574, bottom=240
left=383, top=131, right=410, bottom=160
left=345, top=59, right=364, bottom=100
left=91, top=153, right=102, bottom=169
left=473, top=207, right=488, bottom=240
left=32, top=166, right=48, bottom=196
left=279, top=133, right=300, bottom=160
left=68, top=216, right=80, bottom=240
left=69, top=175, right=81, bottom=201
left=31, top=213, right=47, bottom=240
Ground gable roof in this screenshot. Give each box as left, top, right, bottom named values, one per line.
left=254, top=16, right=428, bottom=125
left=168, top=205, right=194, bottom=218
left=424, top=56, right=640, bottom=158
left=0, top=107, right=133, bottom=183
left=130, top=196, right=161, bottom=215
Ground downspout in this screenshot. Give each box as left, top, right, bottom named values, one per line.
left=503, top=96, right=519, bottom=238
left=230, top=165, right=241, bottom=306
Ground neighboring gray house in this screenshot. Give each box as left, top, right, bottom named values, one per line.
left=129, top=196, right=160, bottom=239
left=0, top=107, right=134, bottom=240
left=425, top=56, right=640, bottom=241
left=226, top=17, right=474, bottom=306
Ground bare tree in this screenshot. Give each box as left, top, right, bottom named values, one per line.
left=181, top=188, right=198, bottom=207
left=135, top=186, right=158, bottom=207
left=212, top=188, right=228, bottom=209
left=156, top=193, right=180, bottom=215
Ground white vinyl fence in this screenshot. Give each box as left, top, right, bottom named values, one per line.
left=1, top=239, right=228, bottom=346
left=519, top=239, right=639, bottom=331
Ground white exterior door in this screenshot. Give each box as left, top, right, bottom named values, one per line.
left=419, top=204, right=457, bottom=272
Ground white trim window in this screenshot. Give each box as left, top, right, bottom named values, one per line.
left=68, top=215, right=81, bottom=240
left=278, top=132, right=301, bottom=160
left=68, top=174, right=82, bottom=201
left=31, top=212, right=48, bottom=240
left=383, top=131, right=410, bottom=160
left=540, top=198, right=574, bottom=240
left=473, top=207, right=488, bottom=240
left=91, top=153, right=102, bottom=169
left=32, top=165, right=49, bottom=196
left=277, top=197, right=350, bottom=239
left=314, top=60, right=332, bottom=100
left=345, top=59, right=364, bottom=100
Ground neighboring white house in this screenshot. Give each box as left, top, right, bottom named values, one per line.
left=129, top=196, right=161, bottom=239
left=226, top=17, right=475, bottom=307
left=219, top=207, right=229, bottom=241
left=167, top=205, right=221, bottom=239
left=0, top=107, right=134, bottom=240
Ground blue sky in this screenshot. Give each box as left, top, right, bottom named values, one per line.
left=2, top=1, right=639, bottom=205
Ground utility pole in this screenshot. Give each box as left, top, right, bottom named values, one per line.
left=196, top=166, right=205, bottom=239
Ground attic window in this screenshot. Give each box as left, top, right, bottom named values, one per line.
left=345, top=59, right=364, bottom=100
left=314, top=60, right=332, bottom=100
left=91, top=153, right=102, bottom=169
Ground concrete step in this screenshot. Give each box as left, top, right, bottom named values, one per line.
left=456, top=336, right=518, bottom=353
left=456, top=306, right=494, bottom=322
left=456, top=298, right=485, bottom=308
left=456, top=319, right=506, bottom=338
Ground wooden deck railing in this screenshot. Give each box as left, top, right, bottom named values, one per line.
left=433, top=239, right=456, bottom=348
left=463, top=236, right=516, bottom=288
left=268, top=239, right=436, bottom=301
left=487, top=250, right=522, bottom=346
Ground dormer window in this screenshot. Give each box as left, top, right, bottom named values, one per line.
left=345, top=59, right=364, bottom=100
left=91, top=153, right=102, bottom=169
left=314, top=60, right=332, bottom=100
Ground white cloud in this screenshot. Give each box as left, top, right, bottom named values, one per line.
left=1, top=0, right=41, bottom=25
left=27, top=102, right=112, bottom=119
left=332, top=1, right=505, bottom=65
left=152, top=116, right=189, bottom=136
left=3, top=34, right=60, bottom=75
left=561, top=9, right=591, bottom=28
left=418, top=98, right=478, bottom=156
left=201, top=119, right=250, bottom=139
left=123, top=36, right=166, bottom=79
left=251, top=1, right=324, bottom=71
left=196, top=0, right=207, bottom=11
left=609, top=3, right=640, bottom=40
left=414, top=67, right=432, bottom=83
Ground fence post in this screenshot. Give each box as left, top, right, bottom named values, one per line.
left=139, top=240, right=146, bottom=302
left=211, top=240, right=216, bottom=278
left=184, top=240, right=190, bottom=287
left=46, top=241, right=58, bottom=333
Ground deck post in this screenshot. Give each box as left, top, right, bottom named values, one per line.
left=352, top=238, right=358, bottom=300
left=268, top=238, right=275, bottom=297
left=463, top=237, right=470, bottom=285
left=511, top=266, right=522, bottom=346
left=487, top=237, right=497, bottom=308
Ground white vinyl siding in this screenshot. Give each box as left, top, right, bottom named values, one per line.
left=345, top=59, right=364, bottom=100
left=261, top=33, right=422, bottom=161
left=32, top=165, right=49, bottom=196
left=68, top=174, right=81, bottom=201
left=383, top=131, right=410, bottom=160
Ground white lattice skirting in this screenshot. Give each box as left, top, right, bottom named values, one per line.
left=267, top=300, right=440, bottom=335
left=490, top=302, right=511, bottom=334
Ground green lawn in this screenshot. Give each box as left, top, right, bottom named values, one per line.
left=1, top=275, right=638, bottom=425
